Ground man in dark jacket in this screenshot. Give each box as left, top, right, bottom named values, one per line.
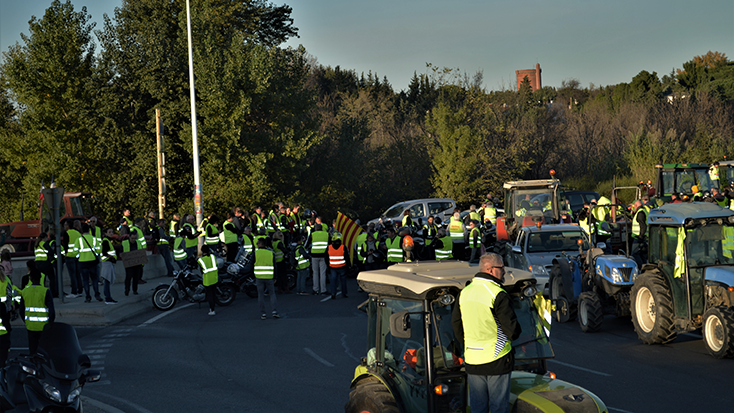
left=451, top=253, right=521, bottom=413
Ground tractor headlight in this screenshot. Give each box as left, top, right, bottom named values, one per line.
left=43, top=383, right=62, bottom=403
left=523, top=285, right=538, bottom=297
left=439, top=294, right=455, bottom=306
left=630, top=266, right=639, bottom=283
left=611, top=267, right=623, bottom=283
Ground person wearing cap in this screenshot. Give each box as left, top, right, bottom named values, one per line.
left=709, top=161, right=720, bottom=189
left=327, top=232, right=349, bottom=299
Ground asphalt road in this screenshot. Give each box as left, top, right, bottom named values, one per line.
left=67, top=279, right=731, bottom=413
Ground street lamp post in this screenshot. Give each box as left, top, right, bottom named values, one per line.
left=185, top=0, right=203, bottom=249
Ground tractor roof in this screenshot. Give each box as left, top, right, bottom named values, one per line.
left=648, top=202, right=734, bottom=225
left=655, top=162, right=708, bottom=169
left=503, top=179, right=559, bottom=190
left=357, top=261, right=534, bottom=300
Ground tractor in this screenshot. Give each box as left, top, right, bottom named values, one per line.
left=631, top=202, right=734, bottom=358
left=549, top=203, right=639, bottom=333
left=345, top=261, right=608, bottom=413
left=495, top=171, right=572, bottom=242
left=653, top=162, right=716, bottom=203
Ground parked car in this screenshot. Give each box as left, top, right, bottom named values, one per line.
left=505, top=224, right=590, bottom=293
left=368, top=198, right=456, bottom=227
left=562, top=190, right=600, bottom=217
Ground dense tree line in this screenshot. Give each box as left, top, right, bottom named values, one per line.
left=1, top=1, right=733, bottom=225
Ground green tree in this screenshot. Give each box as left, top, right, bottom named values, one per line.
left=0, top=0, right=97, bottom=214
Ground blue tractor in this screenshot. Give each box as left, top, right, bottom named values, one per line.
left=549, top=203, right=639, bottom=332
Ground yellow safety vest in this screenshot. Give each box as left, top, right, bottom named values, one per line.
left=459, top=277, right=512, bottom=365
left=22, top=285, right=49, bottom=332
left=197, top=255, right=218, bottom=287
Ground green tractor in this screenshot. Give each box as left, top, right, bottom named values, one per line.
left=631, top=203, right=734, bottom=358
left=653, top=162, right=717, bottom=203
left=345, top=261, right=608, bottom=413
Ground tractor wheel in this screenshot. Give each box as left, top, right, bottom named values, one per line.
left=615, top=292, right=631, bottom=318
left=703, top=306, right=734, bottom=359
left=550, top=266, right=575, bottom=323
left=578, top=292, right=604, bottom=333
left=631, top=272, right=677, bottom=344
left=344, top=381, right=399, bottom=413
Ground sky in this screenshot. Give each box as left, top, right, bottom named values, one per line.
left=1, top=0, right=732, bottom=92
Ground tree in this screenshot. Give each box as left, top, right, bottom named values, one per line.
left=0, top=0, right=97, bottom=212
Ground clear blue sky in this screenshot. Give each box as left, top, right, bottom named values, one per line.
left=2, top=0, right=732, bottom=92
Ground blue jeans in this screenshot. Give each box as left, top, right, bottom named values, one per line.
left=256, top=278, right=277, bottom=315
left=79, top=261, right=100, bottom=300
left=467, top=372, right=512, bottom=413
left=329, top=267, right=347, bottom=297
left=65, top=257, right=80, bottom=295
left=297, top=268, right=310, bottom=293
left=158, top=244, right=175, bottom=277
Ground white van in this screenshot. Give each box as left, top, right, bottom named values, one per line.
left=368, top=198, right=456, bottom=226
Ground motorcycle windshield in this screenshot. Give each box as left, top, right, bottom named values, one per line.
left=37, top=322, right=85, bottom=377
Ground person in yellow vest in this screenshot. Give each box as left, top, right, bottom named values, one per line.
left=204, top=214, right=221, bottom=255
left=293, top=235, right=312, bottom=295
left=197, top=245, right=219, bottom=316
left=433, top=228, right=454, bottom=260
left=172, top=229, right=189, bottom=270
left=709, top=161, right=720, bottom=189
left=34, top=231, right=58, bottom=298
left=381, top=227, right=404, bottom=265
left=222, top=212, right=239, bottom=263
left=63, top=220, right=82, bottom=298
left=122, top=231, right=144, bottom=296
left=74, top=223, right=102, bottom=303
left=100, top=228, right=118, bottom=304
left=0, top=267, right=13, bottom=368
left=448, top=210, right=466, bottom=260
left=328, top=232, right=349, bottom=299
left=467, top=220, right=482, bottom=263
left=451, top=253, right=521, bottom=413
left=20, top=268, right=55, bottom=354
left=254, top=238, right=279, bottom=320
left=308, top=223, right=329, bottom=295
left=272, top=231, right=290, bottom=294
left=181, top=214, right=202, bottom=259
left=358, top=233, right=381, bottom=271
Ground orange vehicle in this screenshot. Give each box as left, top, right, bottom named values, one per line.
left=0, top=192, right=97, bottom=257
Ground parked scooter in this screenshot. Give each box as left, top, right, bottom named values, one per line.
left=152, top=260, right=236, bottom=311
left=0, top=322, right=101, bottom=412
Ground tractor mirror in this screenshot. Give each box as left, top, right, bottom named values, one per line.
left=512, top=245, right=522, bottom=254
left=389, top=311, right=411, bottom=339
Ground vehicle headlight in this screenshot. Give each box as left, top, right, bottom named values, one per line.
left=531, top=265, right=548, bottom=277
left=43, top=383, right=62, bottom=403
left=611, top=267, right=623, bottom=283
left=67, top=385, right=82, bottom=403
left=630, top=266, right=639, bottom=283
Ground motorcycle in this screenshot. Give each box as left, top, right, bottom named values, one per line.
left=152, top=261, right=236, bottom=311
left=0, top=322, right=101, bottom=412
left=225, top=245, right=296, bottom=299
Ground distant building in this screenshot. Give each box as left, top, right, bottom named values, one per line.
left=516, top=63, right=542, bottom=91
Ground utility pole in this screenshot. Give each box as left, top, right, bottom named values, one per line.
left=42, top=180, right=64, bottom=304
left=185, top=0, right=203, bottom=252
left=156, top=108, right=166, bottom=220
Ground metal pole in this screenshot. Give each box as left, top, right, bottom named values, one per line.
left=185, top=0, right=203, bottom=253
left=53, top=188, right=63, bottom=304
left=156, top=108, right=165, bottom=220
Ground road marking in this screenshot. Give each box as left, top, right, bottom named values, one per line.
left=304, top=347, right=334, bottom=367
left=138, top=303, right=195, bottom=327
left=547, top=359, right=612, bottom=377
left=341, top=333, right=360, bottom=362
left=85, top=390, right=157, bottom=413
left=608, top=407, right=636, bottom=413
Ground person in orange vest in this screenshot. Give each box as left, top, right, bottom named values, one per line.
left=327, top=232, right=349, bottom=299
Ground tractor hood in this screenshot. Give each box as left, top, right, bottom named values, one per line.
left=705, top=266, right=734, bottom=288
left=594, top=255, right=638, bottom=285
left=511, top=371, right=608, bottom=412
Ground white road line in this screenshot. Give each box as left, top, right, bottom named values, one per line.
left=609, top=407, right=636, bottom=413
left=304, top=347, right=334, bottom=367
left=547, top=359, right=612, bottom=377
left=341, top=333, right=360, bottom=362
left=138, top=303, right=195, bottom=327
left=85, top=391, right=157, bottom=413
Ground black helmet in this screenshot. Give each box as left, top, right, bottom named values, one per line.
left=303, top=209, right=312, bottom=219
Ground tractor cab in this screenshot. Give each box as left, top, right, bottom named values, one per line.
left=654, top=163, right=716, bottom=203
left=346, top=261, right=608, bottom=413
left=496, top=172, right=571, bottom=242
